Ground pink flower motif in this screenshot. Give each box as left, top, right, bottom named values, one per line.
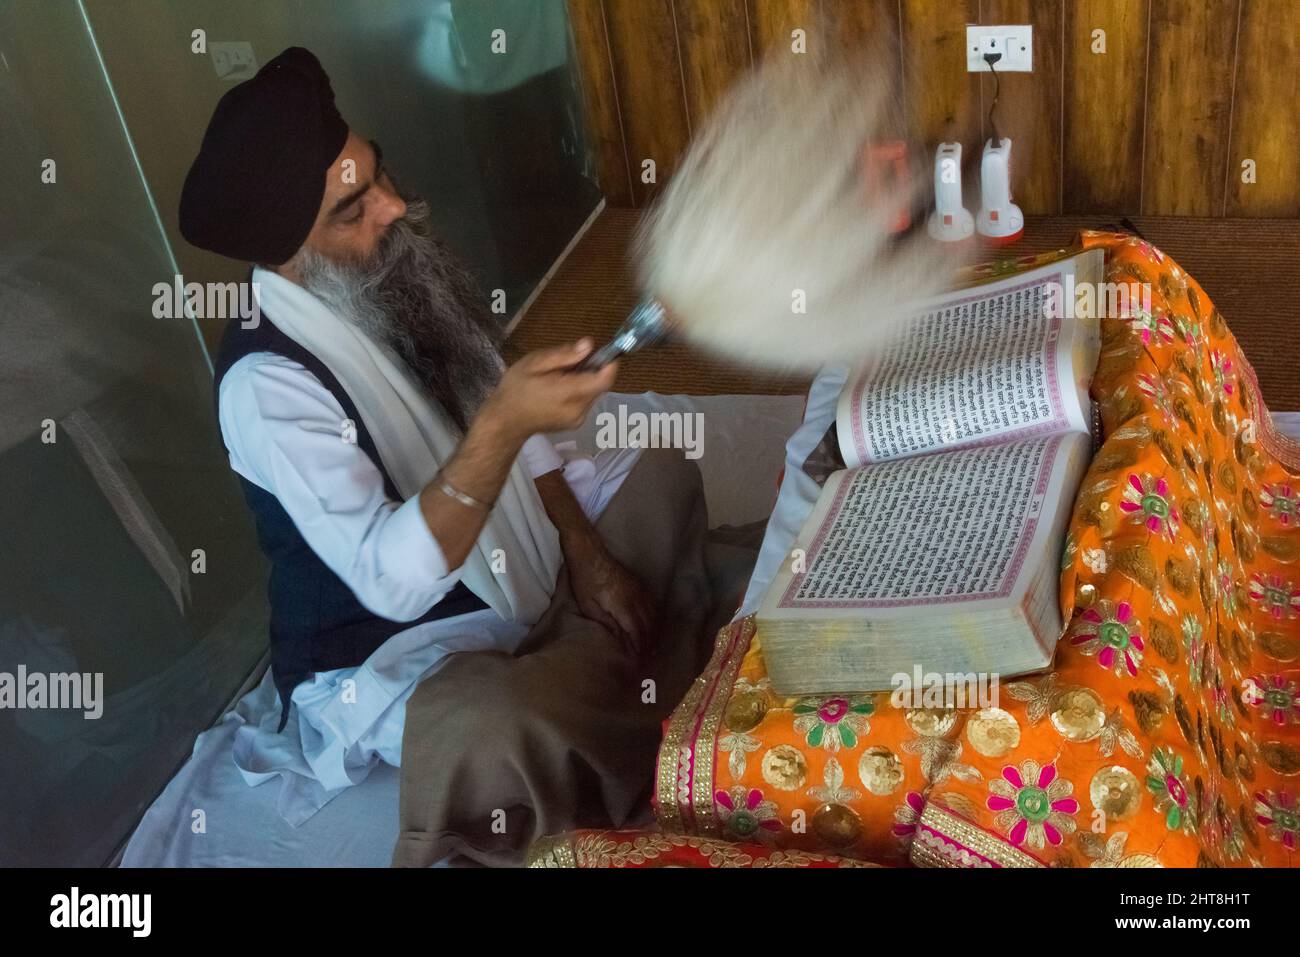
left=1210, top=349, right=1235, bottom=397
left=1253, top=790, right=1294, bottom=847
left=1137, top=373, right=1178, bottom=427
left=892, top=791, right=926, bottom=840
left=714, top=786, right=781, bottom=840
left=1249, top=573, right=1300, bottom=621
left=1070, top=600, right=1145, bottom=677
left=1256, top=790, right=1300, bottom=850
left=1120, top=472, right=1180, bottom=540
left=1260, top=484, right=1297, bottom=527
left=1120, top=303, right=1175, bottom=347
left=987, top=760, right=1079, bottom=849
left=1243, top=675, right=1300, bottom=726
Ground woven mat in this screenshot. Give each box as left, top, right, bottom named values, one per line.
left=507, top=209, right=1300, bottom=410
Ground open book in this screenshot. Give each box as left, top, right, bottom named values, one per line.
left=757, top=249, right=1103, bottom=695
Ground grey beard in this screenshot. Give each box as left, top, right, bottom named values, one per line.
left=293, top=198, right=504, bottom=433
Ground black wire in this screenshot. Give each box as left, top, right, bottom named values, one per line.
left=984, top=53, right=1002, bottom=148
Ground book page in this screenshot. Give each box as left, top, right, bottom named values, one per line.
left=835, top=251, right=1100, bottom=468
left=766, top=433, right=1089, bottom=614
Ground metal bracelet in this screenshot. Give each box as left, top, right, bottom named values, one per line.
left=435, top=472, right=491, bottom=511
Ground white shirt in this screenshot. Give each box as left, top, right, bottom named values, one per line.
left=216, top=350, right=638, bottom=824
left=218, top=351, right=566, bottom=622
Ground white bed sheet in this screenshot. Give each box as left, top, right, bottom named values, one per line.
left=121, top=391, right=806, bottom=868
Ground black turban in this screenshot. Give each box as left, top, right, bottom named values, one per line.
left=179, top=47, right=349, bottom=265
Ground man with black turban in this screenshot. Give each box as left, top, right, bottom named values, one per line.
left=180, top=48, right=727, bottom=866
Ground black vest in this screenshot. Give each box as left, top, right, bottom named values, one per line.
left=212, top=306, right=487, bottom=731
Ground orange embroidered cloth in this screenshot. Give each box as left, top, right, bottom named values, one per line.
left=651, top=233, right=1300, bottom=868
left=526, top=828, right=879, bottom=868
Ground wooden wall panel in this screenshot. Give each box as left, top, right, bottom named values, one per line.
left=899, top=0, right=981, bottom=156
left=980, top=0, right=1064, bottom=215
left=601, top=0, right=692, bottom=207
left=566, top=0, right=633, bottom=206
left=1142, top=0, right=1238, bottom=216
left=1224, top=0, right=1300, bottom=216
left=747, top=0, right=820, bottom=60
left=565, top=0, right=1297, bottom=217
left=674, top=0, right=752, bottom=129
left=819, top=0, right=900, bottom=56
left=1063, top=0, right=1149, bottom=213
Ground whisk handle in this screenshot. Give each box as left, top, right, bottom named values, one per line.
left=576, top=340, right=629, bottom=371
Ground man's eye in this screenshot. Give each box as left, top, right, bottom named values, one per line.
left=340, top=206, right=363, bottom=226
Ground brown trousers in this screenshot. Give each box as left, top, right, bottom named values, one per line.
left=392, top=449, right=755, bottom=867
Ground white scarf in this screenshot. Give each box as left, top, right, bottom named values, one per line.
left=251, top=267, right=561, bottom=626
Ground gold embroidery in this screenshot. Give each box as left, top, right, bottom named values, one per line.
left=761, top=744, right=808, bottom=791
left=811, top=803, right=862, bottom=847
left=1090, top=765, right=1143, bottom=820
left=965, top=708, right=1021, bottom=757
left=858, top=745, right=905, bottom=795
left=913, top=803, right=1044, bottom=868
left=1050, top=687, right=1105, bottom=741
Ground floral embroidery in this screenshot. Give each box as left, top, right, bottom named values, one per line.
left=808, top=756, right=862, bottom=806
left=892, top=791, right=925, bottom=842
left=1097, top=707, right=1144, bottom=759
left=1137, top=373, right=1179, bottom=428
left=1242, top=674, right=1300, bottom=726
left=1121, top=472, right=1180, bottom=540
left=1174, top=314, right=1203, bottom=358
left=986, top=760, right=1078, bottom=849
left=648, top=235, right=1300, bottom=872
left=1070, top=600, right=1145, bottom=677
left=714, top=786, right=781, bottom=841
left=1218, top=560, right=1240, bottom=615
left=1200, top=781, right=1245, bottom=864
left=1182, top=614, right=1206, bottom=687
left=1146, top=748, right=1197, bottom=834
left=718, top=730, right=761, bottom=781
left=792, top=695, right=873, bottom=752
left=1209, top=349, right=1235, bottom=397
left=1249, top=573, right=1300, bottom=621
left=1078, top=831, right=1162, bottom=868
left=1255, top=790, right=1300, bottom=851
left=1122, top=302, right=1175, bottom=347
left=1260, top=483, right=1297, bottom=527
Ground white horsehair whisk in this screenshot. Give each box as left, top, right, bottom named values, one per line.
left=585, top=46, right=964, bottom=373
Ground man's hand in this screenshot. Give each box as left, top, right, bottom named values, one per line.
left=418, top=340, right=614, bottom=571
left=532, top=469, right=655, bottom=658
left=563, top=532, right=655, bottom=659
left=479, top=340, right=617, bottom=442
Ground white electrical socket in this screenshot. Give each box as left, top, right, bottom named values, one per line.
left=966, top=25, right=1032, bottom=72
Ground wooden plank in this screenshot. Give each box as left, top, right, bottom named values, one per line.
left=899, top=0, right=982, bottom=156
left=1224, top=0, right=1300, bottom=216
left=1142, top=0, right=1238, bottom=215
left=819, top=0, right=900, bottom=55
left=673, top=0, right=752, bottom=128
left=979, top=0, right=1064, bottom=215
left=747, top=0, right=820, bottom=60
left=819, top=0, right=903, bottom=137
left=1062, top=0, right=1149, bottom=213
left=602, top=0, right=692, bottom=207
left=566, top=0, right=634, bottom=206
